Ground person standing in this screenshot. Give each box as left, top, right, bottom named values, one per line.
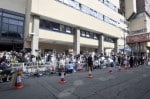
left=129, top=56, right=134, bottom=68
left=87, top=54, right=93, bottom=71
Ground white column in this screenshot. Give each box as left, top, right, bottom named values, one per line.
left=31, top=15, right=40, bottom=59
left=73, top=28, right=80, bottom=55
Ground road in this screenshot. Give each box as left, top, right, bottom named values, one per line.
left=0, top=65, right=150, bottom=99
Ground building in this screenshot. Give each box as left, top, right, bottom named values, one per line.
left=0, top=0, right=128, bottom=57
left=125, top=0, right=150, bottom=56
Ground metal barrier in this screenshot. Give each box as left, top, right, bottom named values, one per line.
left=9, top=61, right=58, bottom=73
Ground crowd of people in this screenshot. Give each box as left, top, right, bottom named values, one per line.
left=0, top=50, right=148, bottom=70
left=0, top=49, right=148, bottom=82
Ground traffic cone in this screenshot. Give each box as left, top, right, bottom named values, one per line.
left=16, top=69, right=23, bottom=89
left=108, top=67, right=112, bottom=74
left=87, top=69, right=93, bottom=78
left=118, top=65, right=121, bottom=71
left=59, top=69, right=67, bottom=84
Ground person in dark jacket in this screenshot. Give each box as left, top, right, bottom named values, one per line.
left=87, top=54, right=93, bottom=71
left=129, top=56, right=134, bottom=68
left=0, top=61, right=12, bottom=82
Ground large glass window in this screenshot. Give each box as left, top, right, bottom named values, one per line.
left=40, top=20, right=50, bottom=29
left=80, top=30, right=98, bottom=40
left=9, top=19, right=18, bottom=25
left=2, top=23, right=8, bottom=32
left=18, top=21, right=24, bottom=26
left=3, top=13, right=24, bottom=20
left=17, top=26, right=23, bottom=38
left=40, top=19, right=74, bottom=34
left=104, top=36, right=115, bottom=43
left=3, top=17, right=9, bottom=23
left=9, top=24, right=17, bottom=32
left=0, top=10, right=24, bottom=39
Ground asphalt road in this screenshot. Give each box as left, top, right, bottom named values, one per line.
left=0, top=65, right=150, bottom=99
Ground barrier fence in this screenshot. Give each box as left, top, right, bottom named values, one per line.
left=9, top=60, right=111, bottom=73
left=9, top=62, right=57, bottom=73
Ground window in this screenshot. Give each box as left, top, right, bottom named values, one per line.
left=86, top=31, right=90, bottom=37
left=2, top=23, right=8, bottom=32
left=80, top=30, right=98, bottom=39
left=58, top=0, right=120, bottom=29
left=104, top=36, right=114, bottom=43
left=97, top=12, right=104, bottom=20
left=9, top=19, right=18, bottom=25
left=89, top=32, right=93, bottom=38
left=9, top=24, right=17, bottom=32
left=18, top=26, right=23, bottom=34
left=65, top=26, right=72, bottom=33
left=40, top=20, right=50, bottom=29
left=40, top=19, right=74, bottom=35
left=104, top=16, right=110, bottom=23
left=81, top=5, right=88, bottom=13
left=81, top=30, right=86, bottom=36
left=3, top=17, right=9, bottom=23
left=18, top=21, right=24, bottom=26
left=18, top=26, right=24, bottom=38
left=0, top=10, right=24, bottom=40
left=93, top=34, right=98, bottom=39
left=51, top=22, right=60, bottom=31
left=73, top=2, right=80, bottom=10
left=3, top=13, right=24, bottom=20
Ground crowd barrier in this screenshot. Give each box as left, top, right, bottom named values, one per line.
left=9, top=62, right=57, bottom=73
left=8, top=60, right=110, bottom=74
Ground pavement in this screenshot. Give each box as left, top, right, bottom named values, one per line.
left=0, top=65, right=150, bottom=99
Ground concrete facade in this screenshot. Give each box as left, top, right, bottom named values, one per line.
left=0, top=0, right=129, bottom=56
